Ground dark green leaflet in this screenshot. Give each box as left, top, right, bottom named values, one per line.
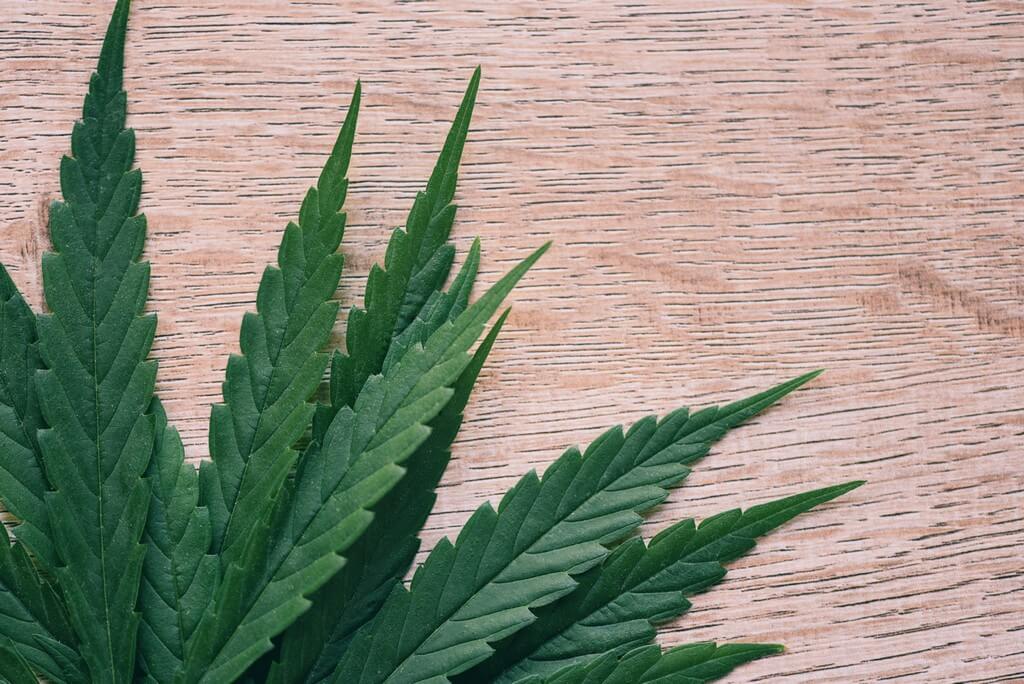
left=520, top=643, right=784, bottom=684
left=0, top=267, right=52, bottom=571
left=467, top=482, right=863, bottom=682
left=181, top=246, right=547, bottom=684
left=267, top=71, right=486, bottom=683
left=328, top=69, right=481, bottom=414
left=138, top=84, right=360, bottom=684
left=329, top=373, right=821, bottom=684
left=267, top=247, right=496, bottom=684
left=33, top=0, right=152, bottom=679
left=198, top=85, right=360, bottom=570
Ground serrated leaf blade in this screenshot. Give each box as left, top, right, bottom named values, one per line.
left=329, top=372, right=820, bottom=684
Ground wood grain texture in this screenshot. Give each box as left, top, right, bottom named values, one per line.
left=1, top=1, right=1022, bottom=681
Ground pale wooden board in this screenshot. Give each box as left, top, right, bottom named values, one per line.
left=1, top=1, right=1023, bottom=681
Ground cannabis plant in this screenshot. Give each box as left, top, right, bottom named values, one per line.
left=0, top=2, right=862, bottom=683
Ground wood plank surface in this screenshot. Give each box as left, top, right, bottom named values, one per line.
left=1, top=1, right=1022, bottom=681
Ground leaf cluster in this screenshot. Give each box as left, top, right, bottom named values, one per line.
left=0, top=2, right=862, bottom=683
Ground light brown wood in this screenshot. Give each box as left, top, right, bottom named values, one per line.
left=2, top=1, right=1022, bottom=681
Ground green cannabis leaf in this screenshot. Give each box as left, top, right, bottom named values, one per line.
left=523, top=643, right=787, bottom=684
left=462, top=482, right=864, bottom=683
left=180, top=244, right=548, bottom=684
left=32, top=0, right=153, bottom=679
left=0, top=2, right=864, bottom=683
left=327, top=374, right=827, bottom=684
left=197, top=84, right=359, bottom=573
left=267, top=70, right=488, bottom=684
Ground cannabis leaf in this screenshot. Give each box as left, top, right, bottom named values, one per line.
left=198, top=84, right=360, bottom=571
left=34, top=0, right=154, bottom=679
left=524, top=643, right=785, bottom=684
left=268, top=73, right=488, bottom=684
left=137, top=80, right=361, bottom=684
left=181, top=246, right=548, bottom=683
left=464, top=482, right=864, bottom=682
left=328, top=373, right=824, bottom=684
left=0, top=3, right=865, bottom=683
left=328, top=68, right=480, bottom=414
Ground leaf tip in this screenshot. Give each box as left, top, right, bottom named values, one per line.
left=512, top=241, right=551, bottom=277
left=352, top=79, right=363, bottom=104
left=812, top=480, right=866, bottom=507
left=461, top=67, right=482, bottom=107
left=791, top=368, right=824, bottom=388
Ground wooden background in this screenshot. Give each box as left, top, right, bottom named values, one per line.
left=1, top=1, right=1022, bottom=681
